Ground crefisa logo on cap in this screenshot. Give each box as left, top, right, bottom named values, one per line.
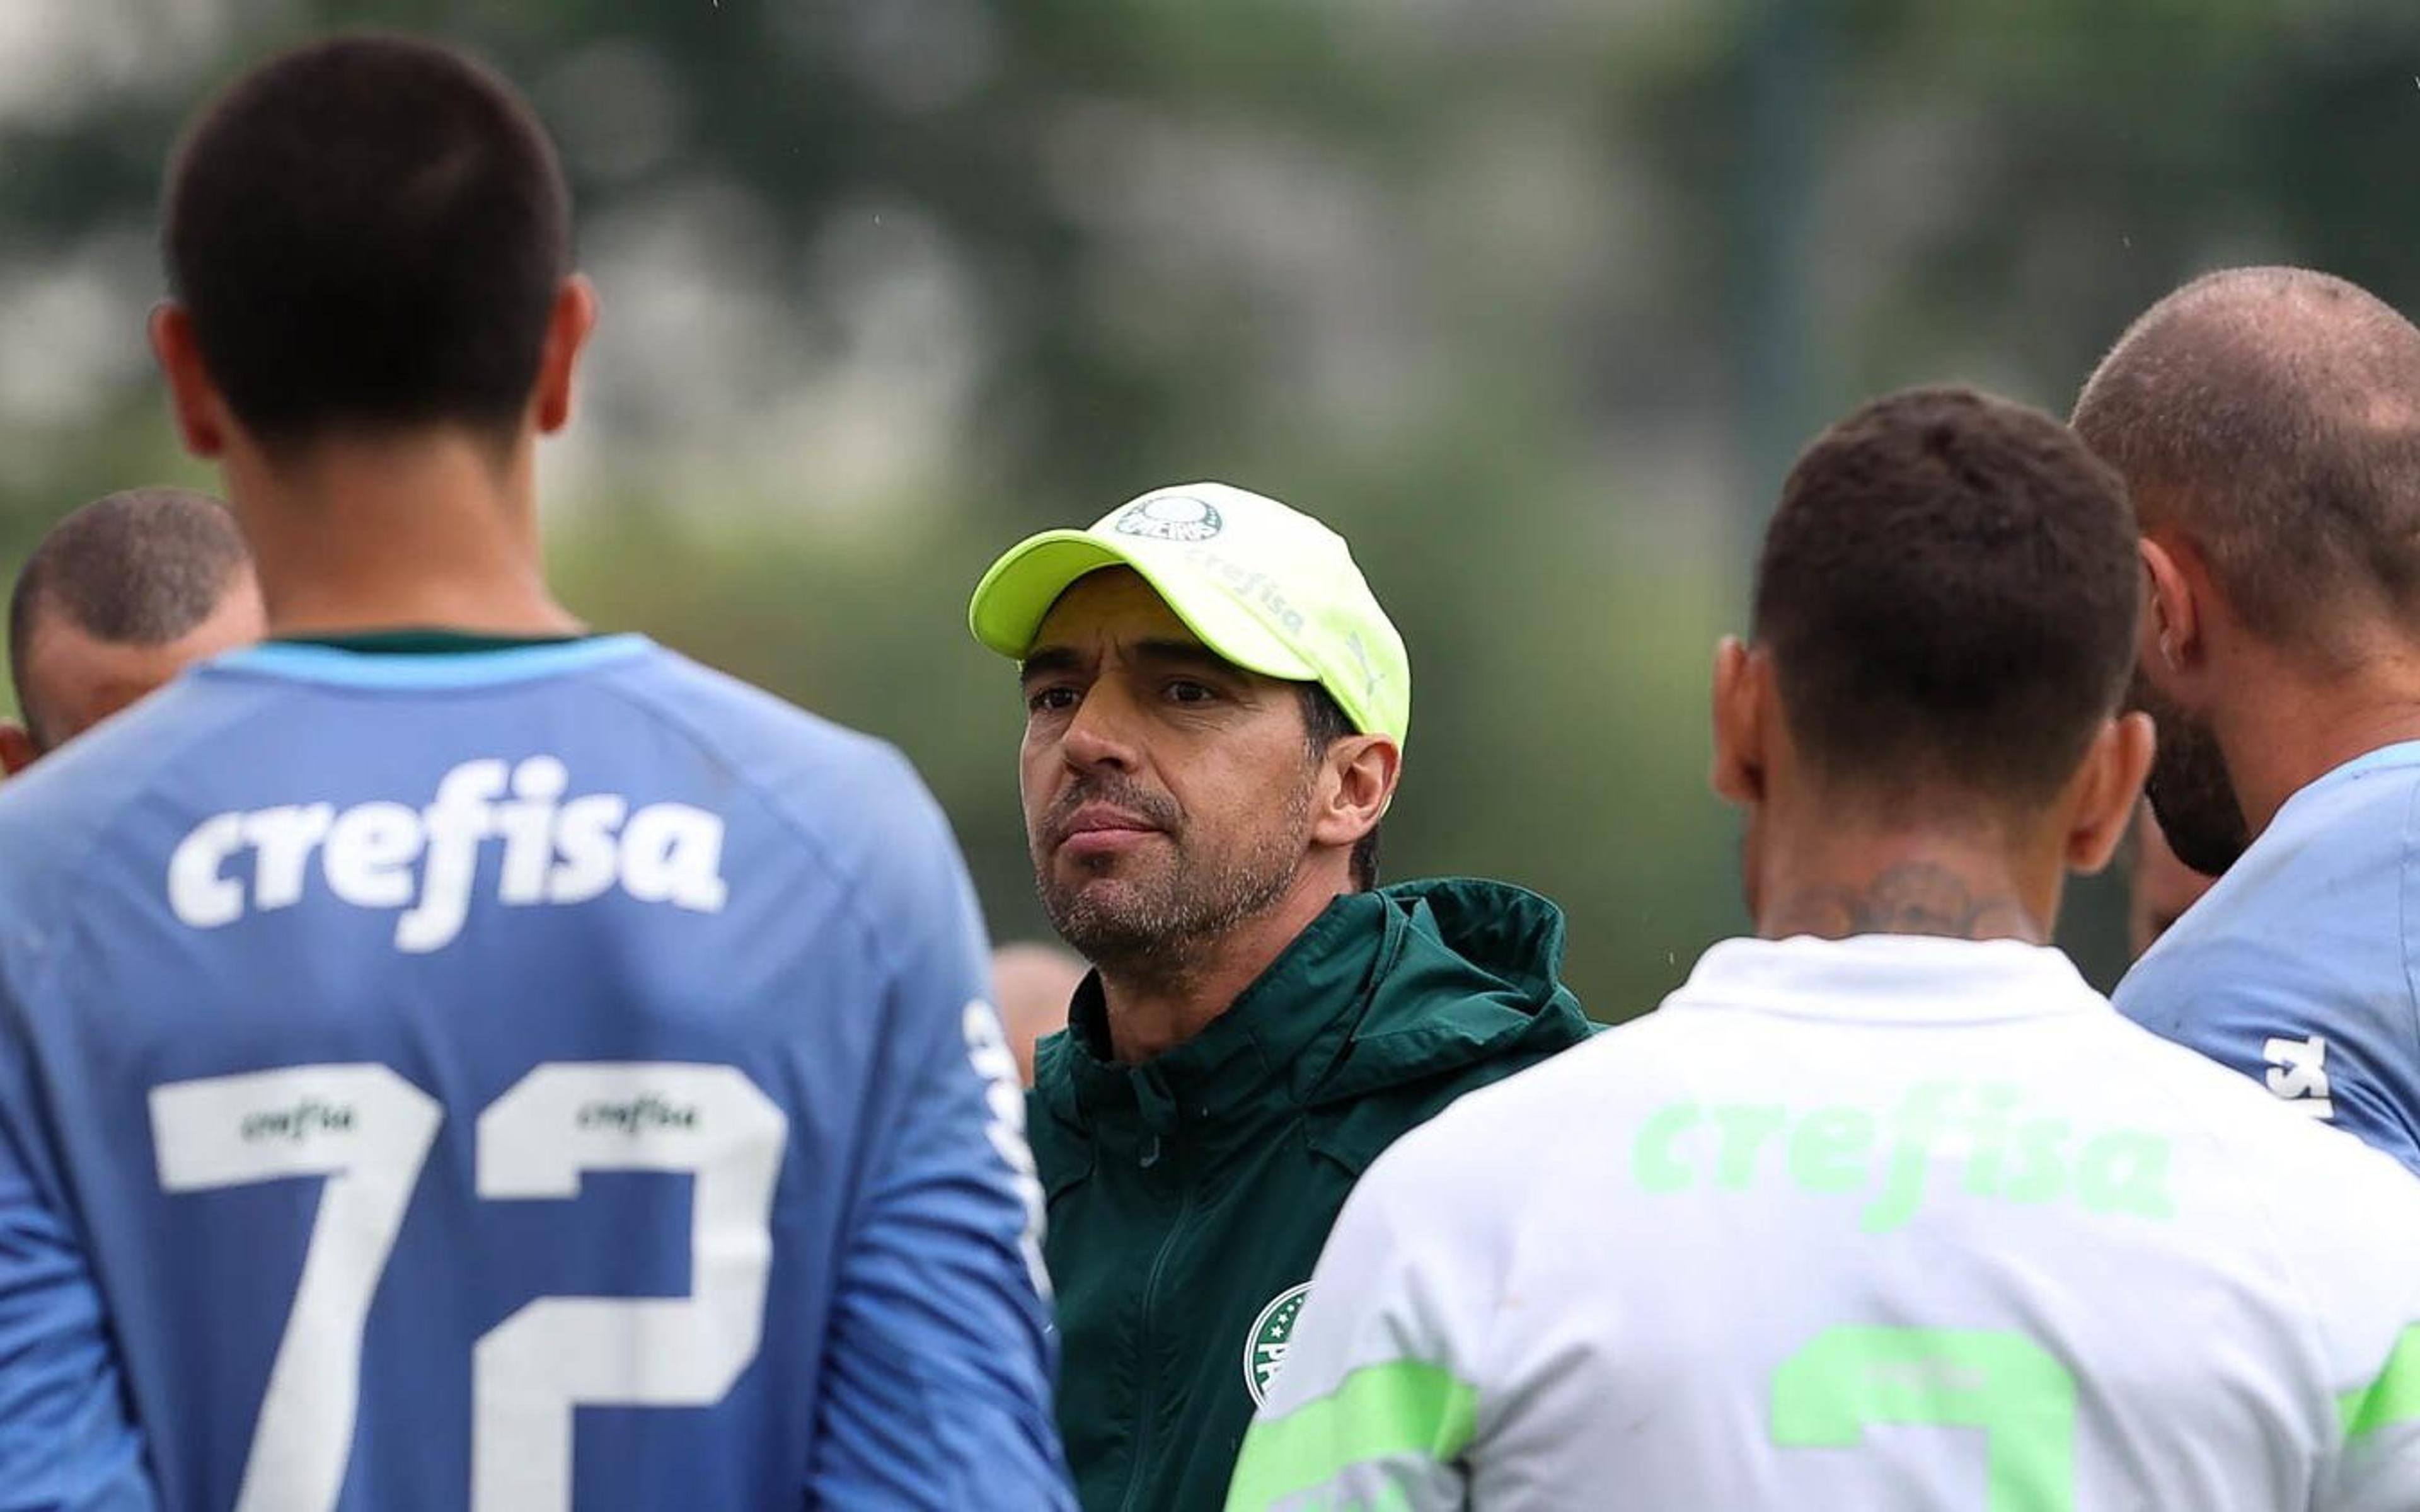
left=1113, top=494, right=1223, bottom=543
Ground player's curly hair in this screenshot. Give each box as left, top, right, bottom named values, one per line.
left=1754, top=386, right=2140, bottom=810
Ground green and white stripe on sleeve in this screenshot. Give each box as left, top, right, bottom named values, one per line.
left=1226, top=1360, right=1478, bottom=1509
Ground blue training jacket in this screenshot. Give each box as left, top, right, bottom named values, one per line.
left=2118, top=741, right=2420, bottom=1177
left=0, top=636, right=1069, bottom=1511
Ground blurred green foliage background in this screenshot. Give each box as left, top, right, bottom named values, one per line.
left=8, top=0, right=2419, bottom=1014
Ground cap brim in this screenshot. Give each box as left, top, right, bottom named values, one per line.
left=968, top=530, right=1318, bottom=683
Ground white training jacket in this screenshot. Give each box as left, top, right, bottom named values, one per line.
left=1228, top=934, right=2420, bottom=1511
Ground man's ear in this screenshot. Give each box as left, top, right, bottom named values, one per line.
left=2065, top=710, right=2156, bottom=875
left=533, top=275, right=599, bottom=436
left=1310, top=733, right=1400, bottom=851
left=149, top=302, right=229, bottom=459
left=0, top=721, right=39, bottom=778
left=2139, top=532, right=2210, bottom=692
left=1710, top=636, right=1768, bottom=808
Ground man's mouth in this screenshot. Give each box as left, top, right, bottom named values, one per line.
left=1056, top=803, right=1165, bottom=859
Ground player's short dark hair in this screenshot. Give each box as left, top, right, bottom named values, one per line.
left=2073, top=266, right=2420, bottom=656
left=1754, top=386, right=2140, bottom=810
left=162, top=34, right=570, bottom=452
left=1301, top=683, right=1381, bottom=891
left=7, top=489, right=253, bottom=745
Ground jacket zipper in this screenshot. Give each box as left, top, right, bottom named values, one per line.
left=1116, top=1160, right=1196, bottom=1512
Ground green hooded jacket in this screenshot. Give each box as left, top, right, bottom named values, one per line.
left=1031, top=878, right=1597, bottom=1512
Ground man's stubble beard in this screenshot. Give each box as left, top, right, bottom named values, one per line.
left=2129, top=667, right=2250, bottom=878
left=1034, top=775, right=1314, bottom=988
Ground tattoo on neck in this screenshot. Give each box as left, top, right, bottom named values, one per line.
left=1772, top=861, right=2034, bottom=942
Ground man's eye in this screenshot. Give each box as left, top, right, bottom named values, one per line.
left=1167, top=680, right=1217, bottom=705
left=1027, top=687, right=1079, bottom=714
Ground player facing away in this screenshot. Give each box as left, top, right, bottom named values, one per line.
left=2077, top=268, right=2420, bottom=1172
left=1227, top=388, right=2420, bottom=1511
left=0, top=35, right=1066, bottom=1512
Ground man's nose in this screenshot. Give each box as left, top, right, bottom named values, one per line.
left=1061, top=686, right=1142, bottom=773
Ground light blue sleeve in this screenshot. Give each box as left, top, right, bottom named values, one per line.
left=805, top=790, right=1071, bottom=1510
left=2108, top=765, right=2420, bottom=1176
left=2116, top=944, right=2420, bottom=1177
left=0, top=989, right=158, bottom=1511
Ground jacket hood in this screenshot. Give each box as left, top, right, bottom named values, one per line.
left=1034, top=876, right=1595, bottom=1147
left=1299, top=876, right=1590, bottom=1106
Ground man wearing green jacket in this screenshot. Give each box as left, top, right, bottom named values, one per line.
left=967, top=481, right=1596, bottom=1511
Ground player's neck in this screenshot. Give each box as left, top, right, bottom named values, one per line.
left=1752, top=822, right=2054, bottom=945
left=2223, top=651, right=2420, bottom=837
left=1093, top=872, right=1351, bottom=1065
left=226, top=427, right=581, bottom=639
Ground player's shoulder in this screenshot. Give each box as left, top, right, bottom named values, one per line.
left=0, top=668, right=271, bottom=900
left=591, top=644, right=964, bottom=904
left=2116, top=761, right=2420, bottom=1021
left=2093, top=1005, right=2420, bottom=1393
left=2087, top=999, right=2301, bottom=1108
left=600, top=644, right=914, bottom=778
left=2183, top=747, right=2420, bottom=921
left=1422, top=1003, right=1703, bottom=1138
left=1357, top=1021, right=1676, bottom=1207
left=2112, top=1009, right=2420, bottom=1203
left=603, top=645, right=930, bottom=800
left=596, top=643, right=943, bottom=823
left=2204, top=1096, right=2420, bottom=1344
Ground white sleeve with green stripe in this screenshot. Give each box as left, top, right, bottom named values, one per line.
left=1224, top=1126, right=1497, bottom=1511
left=2303, top=1137, right=2420, bottom=1512
left=2331, top=1324, right=2420, bottom=1512
left=1225, top=1011, right=2420, bottom=1511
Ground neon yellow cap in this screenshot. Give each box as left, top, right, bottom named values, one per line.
left=967, top=482, right=1410, bottom=747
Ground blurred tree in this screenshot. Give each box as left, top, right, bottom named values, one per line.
left=8, top=0, right=2417, bottom=1008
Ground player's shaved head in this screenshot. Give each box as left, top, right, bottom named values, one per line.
left=162, top=34, right=570, bottom=452
left=2073, top=266, right=2420, bottom=655
left=1752, top=386, right=2141, bottom=813
left=5, top=489, right=260, bottom=761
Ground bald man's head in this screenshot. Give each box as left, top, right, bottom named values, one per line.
left=4, top=488, right=262, bottom=772
left=2073, top=266, right=2420, bottom=654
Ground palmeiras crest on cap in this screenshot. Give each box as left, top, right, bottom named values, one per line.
left=1112, top=493, right=1223, bottom=543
